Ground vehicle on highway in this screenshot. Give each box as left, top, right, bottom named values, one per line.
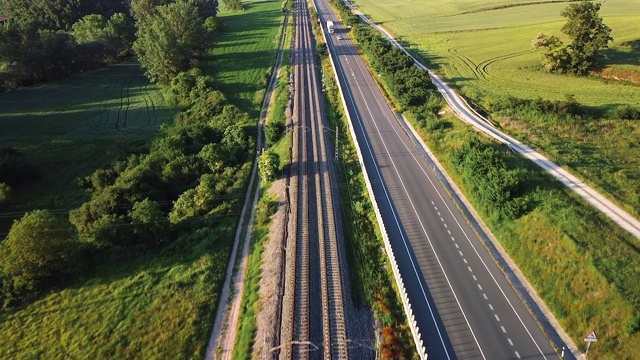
left=327, top=20, right=334, bottom=33
left=337, top=35, right=342, bottom=40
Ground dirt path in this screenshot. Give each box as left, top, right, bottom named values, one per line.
left=204, top=12, right=291, bottom=360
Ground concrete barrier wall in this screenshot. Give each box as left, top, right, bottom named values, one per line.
left=308, top=0, right=428, bottom=358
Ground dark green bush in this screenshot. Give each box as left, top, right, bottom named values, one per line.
left=612, top=105, right=640, bottom=120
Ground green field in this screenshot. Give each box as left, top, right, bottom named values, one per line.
left=350, top=0, right=640, bottom=106
left=350, top=0, right=640, bottom=216
left=0, top=62, right=174, bottom=228
left=206, top=0, right=284, bottom=115
left=0, top=0, right=283, bottom=358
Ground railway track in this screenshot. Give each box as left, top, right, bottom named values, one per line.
left=278, top=0, right=348, bottom=358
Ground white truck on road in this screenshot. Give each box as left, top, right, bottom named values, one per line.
left=327, top=20, right=334, bottom=33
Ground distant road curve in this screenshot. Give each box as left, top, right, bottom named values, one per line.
left=343, top=0, right=640, bottom=240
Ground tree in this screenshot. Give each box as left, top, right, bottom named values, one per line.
left=0, top=210, right=79, bottom=296
left=191, top=0, right=220, bottom=18
left=128, top=198, right=169, bottom=245
left=221, top=0, right=243, bottom=11
left=533, top=0, right=612, bottom=75
left=0, top=0, right=129, bottom=30
left=133, top=1, right=205, bottom=84
left=561, top=0, right=613, bottom=74
left=72, top=14, right=109, bottom=44
left=105, top=13, right=135, bottom=57
left=258, top=150, right=279, bottom=182
left=0, top=182, right=11, bottom=203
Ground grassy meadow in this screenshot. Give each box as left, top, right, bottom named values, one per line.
left=206, top=0, right=284, bottom=115
left=0, top=0, right=283, bottom=357
left=351, top=0, right=640, bottom=216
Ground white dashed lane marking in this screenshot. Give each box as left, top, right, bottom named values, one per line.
left=427, top=161, right=525, bottom=360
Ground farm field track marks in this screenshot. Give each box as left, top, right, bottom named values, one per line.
left=476, top=49, right=534, bottom=78
left=448, top=48, right=536, bottom=81
left=83, top=67, right=160, bottom=136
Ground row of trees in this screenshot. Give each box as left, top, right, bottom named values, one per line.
left=0, top=2, right=135, bottom=89
left=0, top=0, right=221, bottom=90
left=351, top=24, right=441, bottom=115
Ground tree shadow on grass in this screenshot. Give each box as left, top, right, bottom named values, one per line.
left=602, top=39, right=640, bottom=66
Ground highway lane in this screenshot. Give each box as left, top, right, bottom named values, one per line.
left=312, top=0, right=567, bottom=359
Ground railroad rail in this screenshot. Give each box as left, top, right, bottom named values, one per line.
left=277, top=0, right=348, bottom=358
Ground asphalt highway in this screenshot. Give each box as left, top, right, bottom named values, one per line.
left=312, top=0, right=570, bottom=359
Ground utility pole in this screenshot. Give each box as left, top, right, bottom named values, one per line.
left=335, top=122, right=339, bottom=161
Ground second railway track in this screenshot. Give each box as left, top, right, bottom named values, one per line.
left=278, top=0, right=348, bottom=359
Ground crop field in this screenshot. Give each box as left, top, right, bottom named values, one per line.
left=351, top=0, right=640, bottom=107
left=0, top=62, right=171, bottom=140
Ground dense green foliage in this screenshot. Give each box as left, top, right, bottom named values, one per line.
left=133, top=1, right=206, bottom=84
left=0, top=0, right=129, bottom=30
left=221, top=0, right=244, bottom=11
left=451, top=139, right=528, bottom=220
left=340, top=7, right=442, bottom=120
left=0, top=7, right=135, bottom=90
left=533, top=0, right=613, bottom=74
left=258, top=150, right=279, bottom=182
left=0, top=210, right=80, bottom=298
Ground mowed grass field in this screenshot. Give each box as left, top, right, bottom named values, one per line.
left=0, top=1, right=283, bottom=358
left=205, top=0, right=284, bottom=115
left=350, top=0, right=640, bottom=216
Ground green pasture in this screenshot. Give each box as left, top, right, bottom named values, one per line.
left=206, top=0, right=283, bottom=115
